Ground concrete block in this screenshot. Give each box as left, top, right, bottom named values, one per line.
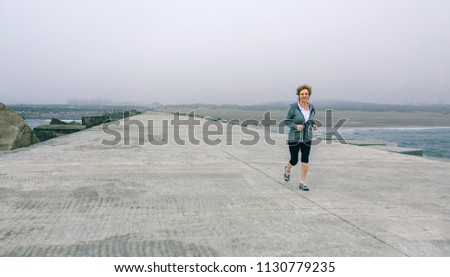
left=82, top=116, right=111, bottom=128
left=366, top=145, right=423, bottom=156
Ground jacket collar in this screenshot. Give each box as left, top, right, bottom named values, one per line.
left=293, top=102, right=314, bottom=111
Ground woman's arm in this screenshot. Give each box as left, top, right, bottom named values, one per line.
left=285, top=105, right=297, bottom=130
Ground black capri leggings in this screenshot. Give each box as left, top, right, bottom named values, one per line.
left=288, top=141, right=312, bottom=165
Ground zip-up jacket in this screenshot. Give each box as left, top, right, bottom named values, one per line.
left=285, top=102, right=316, bottom=142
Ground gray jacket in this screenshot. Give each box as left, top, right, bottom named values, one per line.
left=285, top=102, right=316, bottom=142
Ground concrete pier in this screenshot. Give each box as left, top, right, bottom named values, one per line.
left=1, top=112, right=449, bottom=256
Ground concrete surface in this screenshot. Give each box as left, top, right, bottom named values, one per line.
left=365, top=145, right=424, bottom=156
left=344, top=139, right=398, bottom=147
left=1, top=111, right=450, bottom=257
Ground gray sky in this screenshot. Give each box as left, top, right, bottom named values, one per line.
left=1, top=0, right=450, bottom=105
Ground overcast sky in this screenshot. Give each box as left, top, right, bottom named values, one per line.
left=1, top=0, right=450, bottom=105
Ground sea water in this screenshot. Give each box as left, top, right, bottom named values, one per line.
left=274, top=126, right=450, bottom=160
left=25, top=119, right=51, bottom=129
left=334, top=127, right=450, bottom=160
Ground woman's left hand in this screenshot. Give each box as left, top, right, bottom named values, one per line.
left=313, top=125, right=318, bottom=131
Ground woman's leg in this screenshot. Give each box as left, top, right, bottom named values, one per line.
left=300, top=163, right=309, bottom=183
left=287, top=142, right=301, bottom=171
left=285, top=142, right=301, bottom=183
left=299, top=142, right=312, bottom=183
left=286, top=162, right=292, bottom=172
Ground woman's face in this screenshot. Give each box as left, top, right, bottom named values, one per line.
left=298, top=89, right=310, bottom=102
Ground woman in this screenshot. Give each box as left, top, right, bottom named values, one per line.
left=284, top=84, right=318, bottom=191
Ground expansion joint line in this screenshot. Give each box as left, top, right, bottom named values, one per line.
left=223, top=151, right=409, bottom=257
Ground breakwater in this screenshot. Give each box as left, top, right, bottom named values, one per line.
left=2, top=111, right=450, bottom=256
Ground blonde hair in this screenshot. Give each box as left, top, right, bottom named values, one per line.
left=296, top=84, right=312, bottom=96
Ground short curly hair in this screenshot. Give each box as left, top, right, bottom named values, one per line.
left=296, top=84, right=312, bottom=96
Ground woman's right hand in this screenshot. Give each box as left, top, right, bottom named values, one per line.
left=296, top=124, right=304, bottom=131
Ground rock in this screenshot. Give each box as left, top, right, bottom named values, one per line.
left=33, top=124, right=86, bottom=142
left=0, top=103, right=40, bottom=151
left=50, top=118, right=69, bottom=125
left=82, top=115, right=111, bottom=128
